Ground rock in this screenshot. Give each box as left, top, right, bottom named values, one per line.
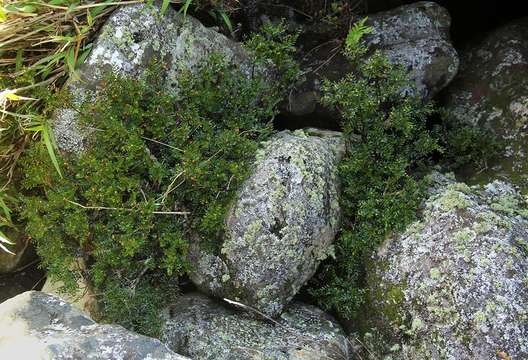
left=362, top=172, right=528, bottom=359
left=443, top=18, right=528, bottom=189
left=284, top=1, right=458, bottom=120
left=161, top=293, right=351, bottom=360
left=54, top=2, right=255, bottom=153
left=189, top=129, right=343, bottom=318
left=0, top=291, right=188, bottom=360
left=364, top=1, right=459, bottom=99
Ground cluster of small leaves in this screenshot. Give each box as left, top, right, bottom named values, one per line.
left=244, top=21, right=300, bottom=94
left=309, top=23, right=439, bottom=318
left=19, top=25, right=298, bottom=336
left=434, top=110, right=502, bottom=173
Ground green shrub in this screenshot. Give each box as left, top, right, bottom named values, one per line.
left=309, top=20, right=439, bottom=319
left=19, top=25, right=298, bottom=336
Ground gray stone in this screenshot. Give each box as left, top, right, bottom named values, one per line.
left=0, top=291, right=188, bottom=359
left=362, top=172, right=528, bottom=359
left=285, top=1, right=458, bottom=119
left=364, top=1, right=459, bottom=99
left=190, top=129, right=343, bottom=318
left=54, top=2, right=255, bottom=153
left=161, top=293, right=351, bottom=360
left=443, top=18, right=528, bottom=189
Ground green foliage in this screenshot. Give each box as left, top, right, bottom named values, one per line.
left=19, top=27, right=298, bottom=335
left=244, top=21, right=300, bottom=92
left=345, top=17, right=372, bottom=55
left=435, top=111, right=501, bottom=172
left=309, top=22, right=438, bottom=318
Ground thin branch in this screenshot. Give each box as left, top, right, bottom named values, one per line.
left=64, top=198, right=189, bottom=215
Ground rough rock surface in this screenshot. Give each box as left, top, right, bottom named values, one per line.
left=0, top=291, right=188, bottom=359
left=190, top=129, right=343, bottom=318
left=284, top=1, right=458, bottom=119
left=363, top=173, right=528, bottom=359
left=54, top=2, right=254, bottom=153
left=444, top=18, right=528, bottom=188
left=161, top=293, right=350, bottom=360
left=364, top=1, right=459, bottom=99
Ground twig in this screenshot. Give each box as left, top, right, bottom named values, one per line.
left=11, top=258, right=39, bottom=274
left=141, top=136, right=184, bottom=152
left=222, top=298, right=348, bottom=360
left=65, top=198, right=189, bottom=215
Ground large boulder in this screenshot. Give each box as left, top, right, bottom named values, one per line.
left=161, top=293, right=351, bottom=359
left=54, top=2, right=255, bottom=153
left=190, top=129, right=343, bottom=318
left=284, top=1, right=458, bottom=121
left=443, top=18, right=528, bottom=189
left=0, top=291, right=188, bottom=359
left=362, top=173, right=528, bottom=359
left=364, top=1, right=459, bottom=99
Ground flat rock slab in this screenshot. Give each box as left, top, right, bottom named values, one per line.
left=162, top=293, right=350, bottom=360
left=0, top=291, right=188, bottom=360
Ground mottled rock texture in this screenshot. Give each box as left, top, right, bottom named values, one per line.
left=190, top=129, right=343, bottom=317
left=364, top=1, right=459, bottom=99
left=284, top=1, right=458, bottom=119
left=54, top=2, right=254, bottom=153
left=363, top=173, right=528, bottom=359
left=444, top=18, right=528, bottom=189
left=0, top=291, right=188, bottom=359
left=161, top=293, right=350, bottom=360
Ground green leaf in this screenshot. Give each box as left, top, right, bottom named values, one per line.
left=345, top=17, right=373, bottom=51
left=0, top=7, right=7, bottom=22
left=42, top=121, right=62, bottom=178
left=0, top=196, right=12, bottom=223
left=66, top=46, right=76, bottom=75
left=160, top=0, right=170, bottom=16
left=77, top=43, right=93, bottom=66
left=218, top=11, right=232, bottom=33
left=86, top=8, right=93, bottom=26
left=89, top=0, right=112, bottom=18
left=179, top=0, right=192, bottom=16
left=15, top=49, right=23, bottom=71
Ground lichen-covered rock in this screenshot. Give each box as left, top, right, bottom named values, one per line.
left=284, top=1, right=458, bottom=120
left=364, top=1, right=459, bottom=99
left=443, top=18, right=528, bottom=189
left=190, top=129, right=343, bottom=317
left=54, top=2, right=254, bottom=153
left=363, top=172, right=528, bottom=359
left=0, top=291, right=188, bottom=359
left=161, top=293, right=350, bottom=359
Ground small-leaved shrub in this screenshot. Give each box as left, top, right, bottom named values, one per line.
left=309, top=20, right=439, bottom=319
left=18, top=25, right=298, bottom=336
